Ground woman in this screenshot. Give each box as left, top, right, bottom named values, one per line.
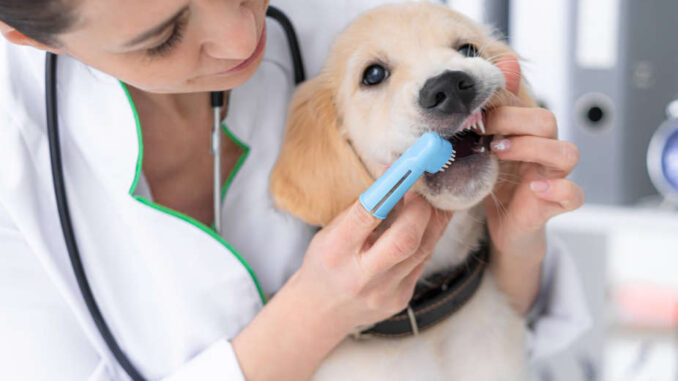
left=0, top=0, right=590, bottom=380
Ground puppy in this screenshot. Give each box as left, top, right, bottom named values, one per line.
left=271, top=3, right=536, bottom=380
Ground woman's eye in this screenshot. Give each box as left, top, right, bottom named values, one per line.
left=146, top=18, right=187, bottom=58
left=457, top=43, right=480, bottom=58
left=362, top=64, right=389, bottom=86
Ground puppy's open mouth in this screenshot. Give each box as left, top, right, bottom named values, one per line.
left=420, top=105, right=498, bottom=195
left=443, top=109, right=493, bottom=161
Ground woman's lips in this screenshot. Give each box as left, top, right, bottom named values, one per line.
left=214, top=25, right=267, bottom=76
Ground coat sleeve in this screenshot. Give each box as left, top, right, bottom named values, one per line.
left=524, top=232, right=593, bottom=361
left=0, top=202, right=248, bottom=381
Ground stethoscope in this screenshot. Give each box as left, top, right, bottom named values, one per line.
left=45, top=6, right=304, bottom=381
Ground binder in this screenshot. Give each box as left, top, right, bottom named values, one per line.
left=511, top=0, right=678, bottom=205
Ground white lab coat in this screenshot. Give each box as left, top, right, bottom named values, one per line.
left=0, top=1, right=591, bottom=380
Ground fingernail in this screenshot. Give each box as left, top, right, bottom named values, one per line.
left=491, top=139, right=511, bottom=152
left=530, top=180, right=550, bottom=193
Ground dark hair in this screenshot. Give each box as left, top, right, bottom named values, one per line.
left=0, top=0, right=78, bottom=46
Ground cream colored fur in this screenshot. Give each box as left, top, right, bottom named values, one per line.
left=270, top=3, right=536, bottom=380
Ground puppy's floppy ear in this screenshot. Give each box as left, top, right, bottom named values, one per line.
left=270, top=75, right=373, bottom=227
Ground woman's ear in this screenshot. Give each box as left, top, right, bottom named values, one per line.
left=270, top=75, right=373, bottom=227
left=0, top=22, right=64, bottom=54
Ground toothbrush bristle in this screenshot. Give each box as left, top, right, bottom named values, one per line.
left=438, top=149, right=456, bottom=172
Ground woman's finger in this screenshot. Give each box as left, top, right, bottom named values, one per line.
left=398, top=261, right=427, bottom=302
left=484, top=107, right=558, bottom=139
left=529, top=178, right=586, bottom=212
left=361, top=193, right=432, bottom=275
left=419, top=208, right=454, bottom=255
left=490, top=136, right=579, bottom=175
left=329, top=199, right=383, bottom=252
left=388, top=207, right=453, bottom=280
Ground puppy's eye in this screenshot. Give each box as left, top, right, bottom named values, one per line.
left=457, top=43, right=480, bottom=57
left=362, top=64, right=389, bottom=86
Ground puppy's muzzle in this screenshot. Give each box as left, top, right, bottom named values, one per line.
left=418, top=71, right=476, bottom=116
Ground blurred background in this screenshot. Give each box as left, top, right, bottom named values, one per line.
left=447, top=0, right=678, bottom=379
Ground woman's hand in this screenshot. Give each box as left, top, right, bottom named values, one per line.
left=233, top=193, right=452, bottom=381
left=482, top=56, right=585, bottom=315
left=293, top=192, right=453, bottom=329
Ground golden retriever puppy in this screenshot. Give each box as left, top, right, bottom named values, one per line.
left=271, top=3, right=536, bottom=380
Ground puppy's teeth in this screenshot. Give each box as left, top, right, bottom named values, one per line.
left=478, top=120, right=486, bottom=134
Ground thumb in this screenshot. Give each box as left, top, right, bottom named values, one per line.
left=495, top=54, right=521, bottom=95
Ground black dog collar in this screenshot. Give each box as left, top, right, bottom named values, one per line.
left=354, top=242, right=490, bottom=338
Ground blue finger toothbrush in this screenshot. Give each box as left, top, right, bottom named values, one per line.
left=360, top=132, right=455, bottom=219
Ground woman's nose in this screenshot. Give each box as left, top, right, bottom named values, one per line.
left=200, top=2, right=259, bottom=60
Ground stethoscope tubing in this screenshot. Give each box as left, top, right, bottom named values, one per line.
left=210, top=91, right=224, bottom=234
left=45, top=52, right=147, bottom=381
left=44, top=6, right=304, bottom=381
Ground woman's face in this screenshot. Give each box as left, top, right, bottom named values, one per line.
left=56, top=0, right=269, bottom=93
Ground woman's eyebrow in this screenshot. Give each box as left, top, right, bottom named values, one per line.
left=123, top=5, right=189, bottom=48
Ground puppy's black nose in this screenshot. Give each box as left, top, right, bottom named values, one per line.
left=418, top=71, right=477, bottom=116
